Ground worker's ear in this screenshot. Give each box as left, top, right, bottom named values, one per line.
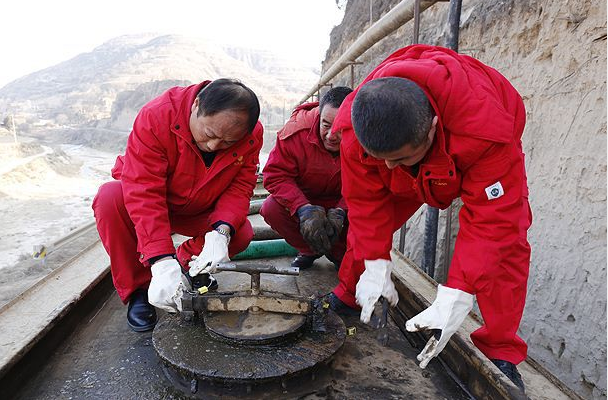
left=191, top=98, right=199, bottom=114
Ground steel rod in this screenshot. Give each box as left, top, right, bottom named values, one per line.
left=438, top=205, right=453, bottom=283
left=251, top=273, right=261, bottom=295
left=422, top=206, right=438, bottom=277
left=216, top=262, right=300, bottom=276
left=398, top=223, right=407, bottom=253
left=413, top=0, right=421, bottom=43
left=446, top=0, right=462, bottom=51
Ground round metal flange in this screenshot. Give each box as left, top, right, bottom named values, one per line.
left=152, top=310, right=345, bottom=395
left=204, top=310, right=307, bottom=345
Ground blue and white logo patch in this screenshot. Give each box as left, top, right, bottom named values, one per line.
left=485, top=181, right=504, bottom=200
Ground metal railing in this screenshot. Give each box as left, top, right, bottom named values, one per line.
left=32, top=221, right=97, bottom=260
left=299, top=0, right=440, bottom=104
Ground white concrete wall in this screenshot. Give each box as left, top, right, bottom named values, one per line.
left=323, top=1, right=607, bottom=398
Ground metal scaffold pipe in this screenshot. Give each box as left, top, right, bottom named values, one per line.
left=299, top=0, right=439, bottom=104
left=425, top=0, right=462, bottom=280
left=446, top=0, right=462, bottom=51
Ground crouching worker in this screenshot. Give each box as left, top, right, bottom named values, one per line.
left=92, top=79, right=263, bottom=332
left=331, top=45, right=531, bottom=390
left=261, top=86, right=352, bottom=270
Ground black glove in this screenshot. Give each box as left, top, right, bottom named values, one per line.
left=297, top=205, right=332, bottom=255
left=326, top=208, right=346, bottom=243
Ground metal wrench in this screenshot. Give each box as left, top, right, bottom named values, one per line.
left=369, top=296, right=390, bottom=346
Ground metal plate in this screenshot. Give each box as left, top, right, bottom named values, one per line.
left=204, top=310, right=307, bottom=345
left=152, top=310, right=345, bottom=388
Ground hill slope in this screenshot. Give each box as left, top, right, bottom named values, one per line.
left=0, top=34, right=318, bottom=134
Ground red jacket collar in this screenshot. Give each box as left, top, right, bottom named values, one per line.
left=354, top=121, right=455, bottom=180
left=305, top=113, right=323, bottom=148
left=171, top=81, right=210, bottom=142
left=277, top=102, right=329, bottom=151
left=278, top=102, right=319, bottom=140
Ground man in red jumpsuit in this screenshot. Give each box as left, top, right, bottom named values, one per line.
left=331, top=45, right=531, bottom=390
left=92, top=79, right=263, bottom=332
left=261, top=86, right=352, bottom=270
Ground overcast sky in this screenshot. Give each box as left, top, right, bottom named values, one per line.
left=0, top=0, right=344, bottom=88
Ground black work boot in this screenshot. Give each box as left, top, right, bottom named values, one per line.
left=321, top=292, right=360, bottom=317
left=492, top=359, right=525, bottom=391
left=127, top=289, right=157, bottom=332
left=291, top=254, right=320, bottom=270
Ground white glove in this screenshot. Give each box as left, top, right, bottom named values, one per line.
left=355, top=259, right=399, bottom=323
left=189, top=230, right=230, bottom=276
left=405, top=284, right=474, bottom=368
left=148, top=258, right=191, bottom=313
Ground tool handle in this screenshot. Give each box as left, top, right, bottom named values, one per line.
left=216, top=262, right=299, bottom=276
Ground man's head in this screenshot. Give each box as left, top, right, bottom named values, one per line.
left=351, top=77, right=437, bottom=168
left=190, top=78, right=260, bottom=152
left=318, top=86, right=353, bottom=152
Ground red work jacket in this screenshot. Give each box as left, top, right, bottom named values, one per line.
left=263, top=102, right=346, bottom=215
left=335, top=45, right=530, bottom=293
left=111, top=82, right=263, bottom=262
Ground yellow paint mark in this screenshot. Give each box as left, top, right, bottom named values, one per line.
left=33, top=246, right=47, bottom=259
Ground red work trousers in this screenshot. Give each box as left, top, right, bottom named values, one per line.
left=259, top=195, right=347, bottom=263
left=333, top=198, right=421, bottom=309
left=92, top=181, right=253, bottom=303
left=334, top=197, right=531, bottom=365
left=457, top=200, right=531, bottom=364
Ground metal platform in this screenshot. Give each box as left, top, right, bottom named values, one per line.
left=0, top=216, right=582, bottom=399
left=154, top=310, right=345, bottom=397
left=8, top=257, right=469, bottom=399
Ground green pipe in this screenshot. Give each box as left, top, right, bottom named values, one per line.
left=232, top=239, right=298, bottom=260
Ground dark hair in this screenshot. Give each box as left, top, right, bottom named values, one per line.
left=319, top=86, right=353, bottom=112
left=197, top=78, right=260, bottom=133
left=351, top=77, right=434, bottom=153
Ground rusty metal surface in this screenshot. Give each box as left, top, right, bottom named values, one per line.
left=186, top=291, right=312, bottom=315
left=204, top=310, right=307, bottom=344
left=180, top=262, right=310, bottom=319
left=152, top=310, right=346, bottom=386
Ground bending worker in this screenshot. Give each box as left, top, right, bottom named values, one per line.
left=330, top=45, right=531, bottom=391
left=93, top=79, right=262, bottom=332
left=261, top=86, right=352, bottom=271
